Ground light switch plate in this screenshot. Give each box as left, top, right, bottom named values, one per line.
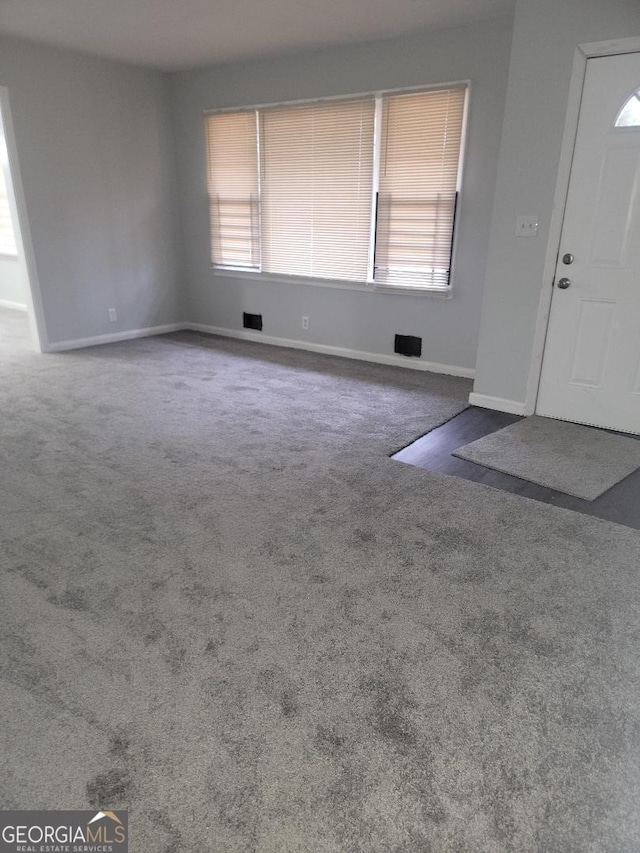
left=516, top=215, right=538, bottom=237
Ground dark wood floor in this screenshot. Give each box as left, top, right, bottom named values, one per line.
left=392, top=407, right=640, bottom=531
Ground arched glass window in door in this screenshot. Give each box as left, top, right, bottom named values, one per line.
left=615, top=89, right=640, bottom=127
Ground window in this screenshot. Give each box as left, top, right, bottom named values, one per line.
left=205, top=85, right=467, bottom=291
left=615, top=89, right=640, bottom=128
left=0, top=166, right=17, bottom=256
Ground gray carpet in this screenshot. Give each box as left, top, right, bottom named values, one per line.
left=2, top=310, right=640, bottom=852
left=453, top=415, right=640, bottom=501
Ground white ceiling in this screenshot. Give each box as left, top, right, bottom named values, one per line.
left=0, top=0, right=514, bottom=71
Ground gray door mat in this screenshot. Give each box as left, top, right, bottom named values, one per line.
left=452, top=415, right=640, bottom=501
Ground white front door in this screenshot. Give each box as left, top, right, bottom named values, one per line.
left=537, top=51, right=640, bottom=435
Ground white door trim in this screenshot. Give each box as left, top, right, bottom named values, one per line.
left=526, top=36, right=640, bottom=416
left=0, top=86, right=47, bottom=352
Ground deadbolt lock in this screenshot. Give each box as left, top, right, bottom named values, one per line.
left=562, top=253, right=574, bottom=265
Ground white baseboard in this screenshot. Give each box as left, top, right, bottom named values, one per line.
left=0, top=299, right=28, bottom=312
left=468, top=392, right=526, bottom=415
left=41, top=320, right=476, bottom=380
left=45, top=323, right=185, bottom=353
left=186, top=323, right=475, bottom=379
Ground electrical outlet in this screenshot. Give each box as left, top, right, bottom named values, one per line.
left=108, top=308, right=117, bottom=322
left=302, top=316, right=310, bottom=331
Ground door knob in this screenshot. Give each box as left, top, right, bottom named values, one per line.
left=557, top=277, right=571, bottom=289
left=562, top=253, right=574, bottom=265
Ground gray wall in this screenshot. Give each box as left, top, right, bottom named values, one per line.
left=170, top=17, right=513, bottom=373
left=473, top=0, right=640, bottom=406
left=0, top=36, right=182, bottom=347
left=0, top=255, right=26, bottom=306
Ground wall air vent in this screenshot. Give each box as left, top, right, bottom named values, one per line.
left=243, top=312, right=263, bottom=331
left=394, top=334, right=422, bottom=358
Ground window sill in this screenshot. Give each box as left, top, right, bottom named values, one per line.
left=211, top=267, right=453, bottom=298
left=372, top=283, right=452, bottom=299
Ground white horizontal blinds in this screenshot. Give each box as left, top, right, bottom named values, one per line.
left=0, top=167, right=17, bottom=255
left=260, top=98, right=375, bottom=281
left=205, top=111, right=259, bottom=269
left=375, top=87, right=465, bottom=289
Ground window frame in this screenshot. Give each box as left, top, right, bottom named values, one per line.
left=0, top=163, right=18, bottom=258
left=204, top=81, right=470, bottom=297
